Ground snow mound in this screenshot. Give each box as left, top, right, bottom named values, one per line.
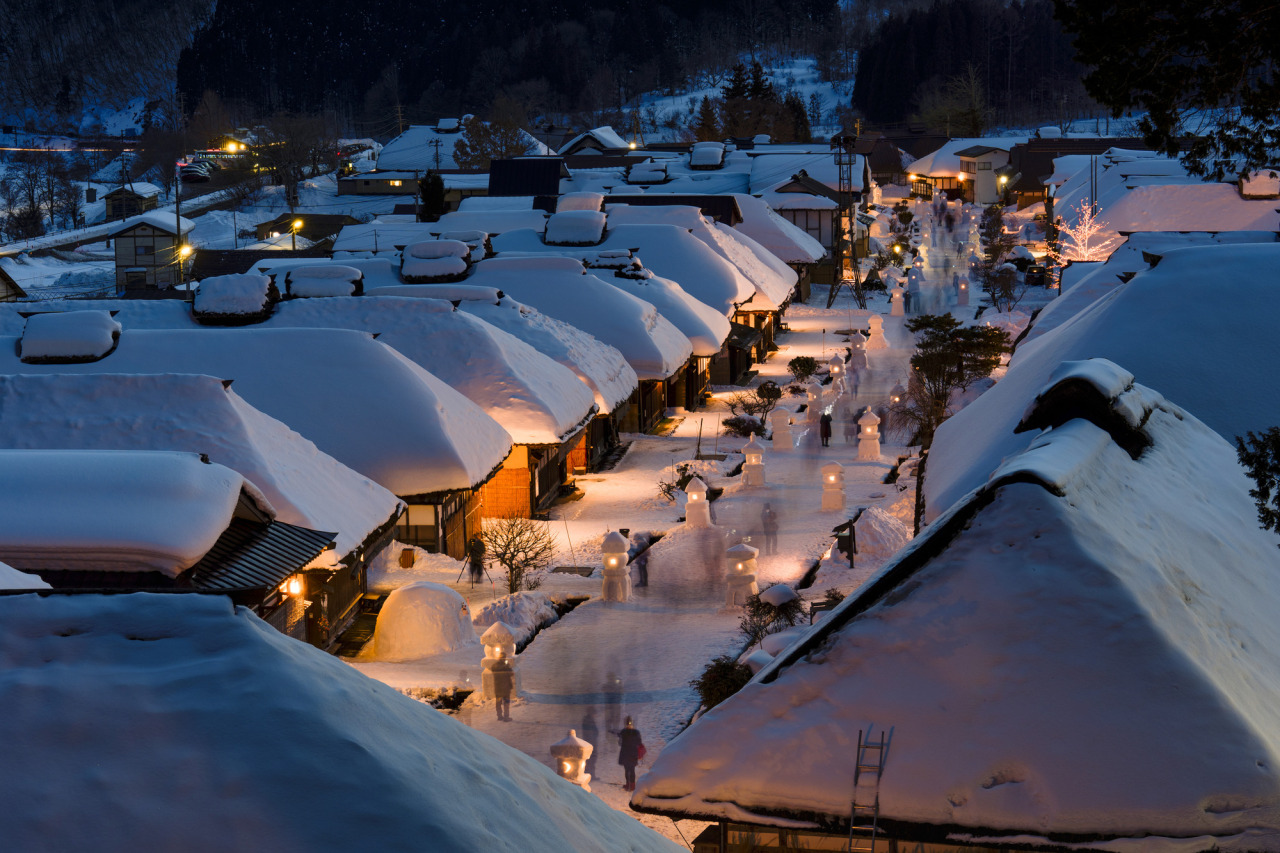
left=194, top=274, right=273, bottom=316
left=853, top=506, right=911, bottom=562
left=557, top=192, right=604, bottom=212
left=0, top=593, right=679, bottom=852
left=366, top=543, right=464, bottom=594
left=285, top=265, right=362, bottom=298
left=759, top=584, right=798, bottom=607
left=545, top=210, right=606, bottom=246
left=0, top=560, right=50, bottom=590
left=371, top=582, right=480, bottom=661
left=20, top=311, right=120, bottom=362
left=472, top=591, right=559, bottom=647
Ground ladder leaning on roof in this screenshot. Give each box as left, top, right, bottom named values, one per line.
left=847, top=728, right=888, bottom=853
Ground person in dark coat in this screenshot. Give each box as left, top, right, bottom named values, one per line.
left=467, top=535, right=485, bottom=586
left=617, top=716, right=644, bottom=791
left=491, top=657, right=515, bottom=722
left=819, top=411, right=833, bottom=447
left=761, top=503, right=779, bottom=555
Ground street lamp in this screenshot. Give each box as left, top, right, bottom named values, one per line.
left=291, top=218, right=303, bottom=250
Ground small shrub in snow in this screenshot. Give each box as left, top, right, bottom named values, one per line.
left=658, top=462, right=697, bottom=502
left=722, top=415, right=765, bottom=438
left=689, top=655, right=753, bottom=711
left=1237, top=427, right=1280, bottom=546
left=739, top=583, right=806, bottom=647
left=788, top=355, right=818, bottom=384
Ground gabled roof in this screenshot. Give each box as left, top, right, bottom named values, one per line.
left=952, top=144, right=1004, bottom=158
left=108, top=211, right=195, bottom=237
left=634, top=362, right=1280, bottom=850
left=556, top=126, right=630, bottom=156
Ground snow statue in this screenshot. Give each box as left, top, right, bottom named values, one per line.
left=957, top=275, right=970, bottom=306
left=866, top=315, right=888, bottom=350
left=858, top=409, right=882, bottom=461
left=806, top=383, right=824, bottom=422
left=742, top=434, right=766, bottom=488
left=551, top=730, right=594, bottom=792
left=601, top=530, right=631, bottom=602
left=480, top=621, right=518, bottom=701
left=725, top=543, right=760, bottom=606
left=684, top=476, right=712, bottom=528
left=821, top=461, right=846, bottom=511
left=370, top=582, right=479, bottom=662
left=768, top=409, right=793, bottom=451
left=827, top=354, right=846, bottom=393
left=890, top=286, right=905, bottom=317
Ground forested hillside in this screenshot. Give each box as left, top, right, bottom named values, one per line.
left=0, top=0, right=213, bottom=119
left=176, top=0, right=841, bottom=123
left=852, top=0, right=1094, bottom=132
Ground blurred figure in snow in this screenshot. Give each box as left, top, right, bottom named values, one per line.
left=761, top=503, right=779, bottom=556
left=617, top=717, right=645, bottom=792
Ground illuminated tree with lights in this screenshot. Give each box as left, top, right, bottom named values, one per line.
left=1050, top=202, right=1120, bottom=265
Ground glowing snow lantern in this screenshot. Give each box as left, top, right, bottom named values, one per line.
left=890, top=286, right=905, bottom=317
left=480, top=621, right=517, bottom=701
left=957, top=276, right=970, bottom=306
left=601, top=530, right=631, bottom=602
left=550, top=729, right=594, bottom=791
left=821, top=461, right=846, bottom=511
left=866, top=315, right=888, bottom=350
left=806, top=383, right=823, bottom=422
left=742, top=433, right=766, bottom=488
left=858, top=409, right=882, bottom=461
left=828, top=354, right=844, bottom=378
left=890, top=380, right=906, bottom=406
left=725, top=543, right=760, bottom=606
left=684, top=476, right=711, bottom=528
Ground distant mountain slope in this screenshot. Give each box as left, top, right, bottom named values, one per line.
left=0, top=0, right=213, bottom=118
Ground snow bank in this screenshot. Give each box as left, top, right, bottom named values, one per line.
left=852, top=505, right=911, bottom=563
left=0, top=561, right=51, bottom=590
left=557, top=192, right=604, bottom=212
left=370, top=582, right=480, bottom=661
left=0, top=593, right=681, bottom=852
left=194, top=274, right=273, bottom=316
left=0, top=450, right=247, bottom=576
left=367, top=543, right=465, bottom=594
left=472, top=591, right=560, bottom=647
left=20, top=310, right=120, bottom=361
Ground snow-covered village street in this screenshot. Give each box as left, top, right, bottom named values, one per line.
left=5, top=6, right=1280, bottom=845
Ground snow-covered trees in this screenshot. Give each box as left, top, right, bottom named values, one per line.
left=481, top=514, right=556, bottom=594
left=453, top=99, right=534, bottom=171
left=1236, top=427, right=1280, bottom=547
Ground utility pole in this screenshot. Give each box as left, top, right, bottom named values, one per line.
left=394, top=103, right=406, bottom=135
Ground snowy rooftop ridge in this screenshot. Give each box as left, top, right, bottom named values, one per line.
left=634, top=362, right=1280, bottom=850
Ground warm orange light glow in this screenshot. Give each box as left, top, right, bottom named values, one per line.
left=286, top=576, right=303, bottom=596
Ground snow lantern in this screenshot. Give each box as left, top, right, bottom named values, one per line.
left=684, top=476, right=712, bottom=528
left=866, top=315, right=888, bottom=350
left=370, top=582, right=479, bottom=662
left=550, top=729, right=594, bottom=791
left=821, top=461, right=846, bottom=511
left=742, top=434, right=766, bottom=488
left=828, top=354, right=844, bottom=379
left=725, top=543, right=760, bottom=606
left=890, top=380, right=906, bottom=406
left=858, top=409, right=882, bottom=461
left=480, top=621, right=517, bottom=701
left=890, top=286, right=905, bottom=317
left=601, top=530, right=631, bottom=603
left=768, top=409, right=792, bottom=451
left=806, top=383, right=823, bottom=422
left=957, top=276, right=970, bottom=306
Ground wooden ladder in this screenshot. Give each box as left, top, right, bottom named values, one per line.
left=847, top=729, right=888, bottom=853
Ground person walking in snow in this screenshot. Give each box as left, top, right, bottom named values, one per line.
left=617, top=717, right=645, bottom=792
left=491, top=656, right=515, bottom=722
left=819, top=411, right=832, bottom=447
left=761, top=504, right=778, bottom=555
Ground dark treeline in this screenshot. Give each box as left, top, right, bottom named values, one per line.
left=852, top=0, right=1096, bottom=131
left=177, top=0, right=839, bottom=127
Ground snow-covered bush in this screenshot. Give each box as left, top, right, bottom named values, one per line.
left=472, top=591, right=559, bottom=648
left=854, top=505, right=912, bottom=562
left=689, top=655, right=752, bottom=711
left=739, top=583, right=806, bottom=647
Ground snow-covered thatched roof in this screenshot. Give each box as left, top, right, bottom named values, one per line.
left=0, top=450, right=251, bottom=577
left=730, top=193, right=826, bottom=264
left=495, top=223, right=755, bottom=318
left=0, top=321, right=512, bottom=498
left=260, top=297, right=598, bottom=445
left=0, top=593, right=683, bottom=852
left=0, top=373, right=401, bottom=561
left=904, top=136, right=1027, bottom=178
left=634, top=363, right=1280, bottom=851
left=557, top=126, right=630, bottom=155
left=927, top=242, right=1280, bottom=522
left=421, top=256, right=693, bottom=381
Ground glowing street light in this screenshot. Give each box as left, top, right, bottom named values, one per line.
left=291, top=218, right=303, bottom=250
